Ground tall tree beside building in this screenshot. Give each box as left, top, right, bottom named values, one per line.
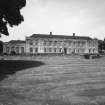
left=0, top=0, right=26, bottom=36
left=98, top=39, right=105, bottom=53
left=0, top=41, right=3, bottom=54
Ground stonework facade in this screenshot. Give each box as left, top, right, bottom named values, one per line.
left=25, top=33, right=98, bottom=54
left=3, top=33, right=98, bottom=55
left=3, top=40, right=26, bottom=54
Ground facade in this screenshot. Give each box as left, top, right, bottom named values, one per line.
left=3, top=40, right=26, bottom=54
left=25, top=33, right=98, bottom=54
left=3, top=33, right=98, bottom=55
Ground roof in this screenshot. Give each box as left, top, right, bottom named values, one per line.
left=8, top=40, right=25, bottom=44
left=4, top=40, right=25, bottom=46
left=29, top=34, right=92, bottom=40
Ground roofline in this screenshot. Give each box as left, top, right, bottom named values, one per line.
left=27, top=33, right=92, bottom=40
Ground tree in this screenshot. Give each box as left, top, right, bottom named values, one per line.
left=0, top=41, right=3, bottom=54
left=98, top=39, right=105, bottom=53
left=0, top=0, right=26, bottom=36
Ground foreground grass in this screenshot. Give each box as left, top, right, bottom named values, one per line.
left=0, top=60, right=44, bottom=81
left=0, top=56, right=105, bottom=105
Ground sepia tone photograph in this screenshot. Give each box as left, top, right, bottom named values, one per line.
left=0, top=0, right=105, bottom=105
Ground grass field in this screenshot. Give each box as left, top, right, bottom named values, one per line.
left=0, top=55, right=105, bottom=105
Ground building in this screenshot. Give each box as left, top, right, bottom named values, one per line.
left=3, top=40, right=26, bottom=54
left=25, top=33, right=98, bottom=54
left=3, top=33, right=98, bottom=55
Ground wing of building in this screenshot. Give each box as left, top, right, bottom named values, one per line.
left=3, top=33, right=98, bottom=55
left=3, top=40, right=26, bottom=55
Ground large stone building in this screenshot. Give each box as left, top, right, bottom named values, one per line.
left=3, top=33, right=98, bottom=55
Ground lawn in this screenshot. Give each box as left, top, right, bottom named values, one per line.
left=0, top=55, right=105, bottom=105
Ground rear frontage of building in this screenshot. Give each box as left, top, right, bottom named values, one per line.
left=25, top=33, right=98, bottom=55
left=3, top=33, right=98, bottom=55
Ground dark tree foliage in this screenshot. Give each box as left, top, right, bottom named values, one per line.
left=98, top=39, right=105, bottom=53
left=0, top=0, right=26, bottom=36
left=0, top=41, right=3, bottom=54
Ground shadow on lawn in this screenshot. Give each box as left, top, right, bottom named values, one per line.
left=0, top=60, right=45, bottom=81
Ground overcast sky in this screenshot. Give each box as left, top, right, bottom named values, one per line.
left=1, top=0, right=105, bottom=41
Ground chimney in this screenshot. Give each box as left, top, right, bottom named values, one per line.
left=50, top=32, right=52, bottom=35
left=73, top=33, right=75, bottom=37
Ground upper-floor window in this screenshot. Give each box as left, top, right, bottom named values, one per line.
left=49, top=41, right=52, bottom=46
left=73, top=41, right=75, bottom=46
left=69, top=41, right=72, bottom=46
left=44, top=41, right=46, bottom=46
left=30, top=41, right=33, bottom=45
left=35, top=41, right=38, bottom=45
left=79, top=41, right=85, bottom=47
left=54, top=41, right=57, bottom=46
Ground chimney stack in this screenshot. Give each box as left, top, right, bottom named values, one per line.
left=50, top=32, right=52, bottom=35
left=73, top=33, right=75, bottom=37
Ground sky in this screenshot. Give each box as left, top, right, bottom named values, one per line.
left=1, top=0, right=105, bottom=42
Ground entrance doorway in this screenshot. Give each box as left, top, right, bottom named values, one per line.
left=64, top=48, right=67, bottom=54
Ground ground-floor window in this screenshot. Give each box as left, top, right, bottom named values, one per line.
left=44, top=48, right=47, bottom=53
left=80, top=48, right=84, bottom=53
left=16, top=47, right=19, bottom=53
left=89, top=48, right=91, bottom=53
left=6, top=47, right=9, bottom=53
left=35, top=48, right=38, bottom=53
left=93, top=48, right=96, bottom=53
left=11, top=47, right=15, bottom=51
left=30, top=47, right=33, bottom=53
left=21, top=47, right=24, bottom=53
left=54, top=48, right=57, bottom=53
left=69, top=48, right=71, bottom=52
left=59, top=48, right=62, bottom=53
left=49, top=48, right=52, bottom=52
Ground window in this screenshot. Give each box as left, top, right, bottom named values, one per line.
left=93, top=49, right=95, bottom=53
left=54, top=48, right=57, bottom=52
left=30, top=47, right=33, bottom=53
left=81, top=41, right=85, bottom=47
left=89, top=49, right=91, bottom=53
left=44, top=48, right=47, bottom=53
left=49, top=41, right=52, bottom=46
left=54, top=41, right=57, bottom=46
left=69, top=41, right=72, bottom=46
left=44, top=41, right=46, bottom=46
left=21, top=47, right=24, bottom=53
left=16, top=47, right=19, bottom=53
left=73, top=41, right=75, bottom=46
left=78, top=49, right=79, bottom=53
left=77, top=41, right=81, bottom=47
left=30, top=41, right=33, bottom=45
left=6, top=47, right=9, bottom=53
left=69, top=48, right=71, bottom=52
left=49, top=48, right=52, bottom=52
left=35, top=48, right=38, bottom=53
left=35, top=41, right=38, bottom=45
left=59, top=48, right=62, bottom=53
left=11, top=47, right=15, bottom=51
